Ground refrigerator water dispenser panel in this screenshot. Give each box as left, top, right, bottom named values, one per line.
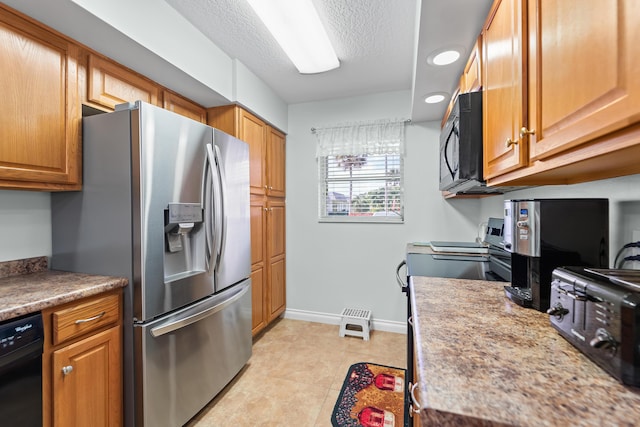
left=164, top=203, right=203, bottom=253
left=164, top=202, right=207, bottom=284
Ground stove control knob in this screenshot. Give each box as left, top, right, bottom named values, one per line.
left=590, top=328, right=617, bottom=350
left=546, top=303, right=569, bottom=318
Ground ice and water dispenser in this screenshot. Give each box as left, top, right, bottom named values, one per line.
left=163, top=203, right=206, bottom=281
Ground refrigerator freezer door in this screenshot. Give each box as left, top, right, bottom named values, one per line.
left=135, top=280, right=252, bottom=427
left=212, top=129, right=251, bottom=292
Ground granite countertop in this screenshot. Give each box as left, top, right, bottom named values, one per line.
left=0, top=257, right=128, bottom=321
left=410, top=276, right=640, bottom=427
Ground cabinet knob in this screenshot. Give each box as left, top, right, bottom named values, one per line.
left=505, top=137, right=518, bottom=148
left=263, top=208, right=268, bottom=212
left=519, top=127, right=536, bottom=139
left=269, top=186, right=273, bottom=190
left=62, top=365, right=73, bottom=376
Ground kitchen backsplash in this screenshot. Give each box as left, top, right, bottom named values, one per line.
left=0, top=256, right=47, bottom=279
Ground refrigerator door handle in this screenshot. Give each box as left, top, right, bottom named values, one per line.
left=213, top=144, right=228, bottom=267
left=204, top=143, right=217, bottom=271
left=150, top=283, right=250, bottom=337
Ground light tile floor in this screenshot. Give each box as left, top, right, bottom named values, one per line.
left=186, top=318, right=407, bottom=427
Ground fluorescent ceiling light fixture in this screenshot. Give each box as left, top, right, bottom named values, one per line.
left=424, top=93, right=448, bottom=104
left=427, top=47, right=464, bottom=66
left=247, top=0, right=340, bottom=74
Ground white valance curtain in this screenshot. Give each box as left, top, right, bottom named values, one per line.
left=314, top=119, right=406, bottom=157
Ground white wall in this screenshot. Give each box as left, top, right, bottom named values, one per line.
left=0, top=191, right=51, bottom=262
left=286, top=91, right=483, bottom=328
left=479, top=175, right=640, bottom=268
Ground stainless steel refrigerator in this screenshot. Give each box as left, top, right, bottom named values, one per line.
left=51, top=101, right=252, bottom=427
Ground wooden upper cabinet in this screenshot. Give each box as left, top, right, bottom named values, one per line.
left=460, top=36, right=482, bottom=94
left=87, top=54, right=160, bottom=111
left=483, top=0, right=640, bottom=186
left=441, top=36, right=482, bottom=129
left=239, top=109, right=268, bottom=195
left=482, top=0, right=527, bottom=180
left=163, top=91, right=206, bottom=123
left=267, top=127, right=286, bottom=198
left=526, top=0, right=640, bottom=161
left=0, top=6, right=81, bottom=190
left=208, top=105, right=286, bottom=197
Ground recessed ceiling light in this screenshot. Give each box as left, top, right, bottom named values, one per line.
left=427, top=47, right=464, bottom=66
left=433, top=50, right=460, bottom=65
left=424, top=93, right=448, bottom=104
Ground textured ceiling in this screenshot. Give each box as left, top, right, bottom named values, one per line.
left=164, top=0, right=492, bottom=122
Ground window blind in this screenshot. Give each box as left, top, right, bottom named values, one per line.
left=314, top=119, right=406, bottom=223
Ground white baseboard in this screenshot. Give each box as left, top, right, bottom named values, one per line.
left=283, top=308, right=407, bottom=334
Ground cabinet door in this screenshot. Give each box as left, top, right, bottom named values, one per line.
left=267, top=199, right=286, bottom=321
left=482, top=0, right=527, bottom=179
left=267, top=127, right=286, bottom=198
left=250, top=196, right=266, bottom=266
left=251, top=266, right=267, bottom=335
left=268, top=258, right=286, bottom=321
left=250, top=195, right=267, bottom=336
left=87, top=54, right=160, bottom=111
left=0, top=8, right=81, bottom=189
left=527, top=0, right=640, bottom=161
left=163, top=91, right=206, bottom=123
left=238, top=109, right=268, bottom=195
left=460, top=36, right=482, bottom=94
left=52, top=326, right=122, bottom=427
left=267, top=200, right=286, bottom=260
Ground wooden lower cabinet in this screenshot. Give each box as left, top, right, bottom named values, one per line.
left=250, top=266, right=267, bottom=334
left=268, top=257, right=286, bottom=322
left=52, top=326, right=122, bottom=427
left=267, top=199, right=286, bottom=322
left=250, top=195, right=286, bottom=335
left=43, top=290, right=123, bottom=427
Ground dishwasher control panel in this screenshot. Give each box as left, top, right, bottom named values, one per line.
left=0, top=313, right=43, bottom=358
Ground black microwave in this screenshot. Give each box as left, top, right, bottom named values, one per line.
left=439, top=92, right=501, bottom=194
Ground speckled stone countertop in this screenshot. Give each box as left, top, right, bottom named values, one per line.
left=410, top=276, right=640, bottom=427
left=0, top=256, right=128, bottom=321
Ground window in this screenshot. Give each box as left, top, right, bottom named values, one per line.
left=315, top=119, right=406, bottom=223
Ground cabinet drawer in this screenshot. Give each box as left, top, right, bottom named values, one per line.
left=51, top=293, right=121, bottom=346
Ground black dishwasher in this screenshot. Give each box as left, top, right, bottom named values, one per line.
left=0, top=312, right=44, bottom=426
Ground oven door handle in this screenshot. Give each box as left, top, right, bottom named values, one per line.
left=396, top=260, right=407, bottom=290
